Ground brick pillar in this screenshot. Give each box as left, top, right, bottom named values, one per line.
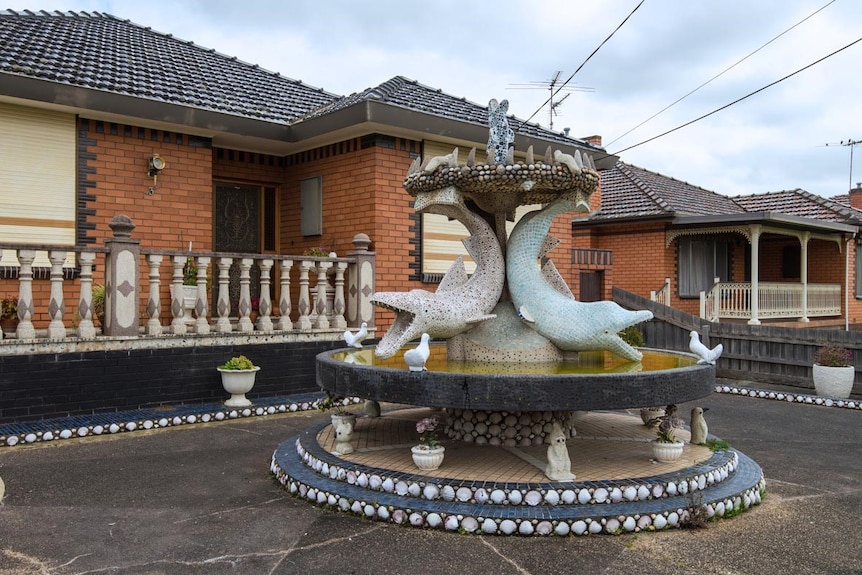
left=104, top=215, right=141, bottom=336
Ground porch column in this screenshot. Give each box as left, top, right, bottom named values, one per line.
left=748, top=224, right=761, bottom=325
left=799, top=232, right=810, bottom=323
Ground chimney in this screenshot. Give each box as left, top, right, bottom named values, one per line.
left=850, top=182, right=862, bottom=210
left=563, top=127, right=570, bottom=137
left=581, top=134, right=602, bottom=147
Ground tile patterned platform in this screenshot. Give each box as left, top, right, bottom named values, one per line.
left=271, top=406, right=766, bottom=536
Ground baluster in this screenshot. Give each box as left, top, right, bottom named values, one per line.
left=170, top=255, right=187, bottom=335
left=47, top=250, right=67, bottom=338
left=144, top=254, right=162, bottom=336
left=15, top=250, right=36, bottom=339
left=237, top=258, right=254, bottom=333
left=277, top=259, right=293, bottom=330
left=257, top=259, right=274, bottom=332
left=314, top=261, right=332, bottom=329
left=330, top=261, right=347, bottom=329
left=194, top=257, right=210, bottom=334
left=296, top=260, right=313, bottom=331
left=77, top=252, right=97, bottom=338
left=215, top=257, right=233, bottom=333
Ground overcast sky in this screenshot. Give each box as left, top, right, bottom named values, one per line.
left=11, top=0, right=862, bottom=198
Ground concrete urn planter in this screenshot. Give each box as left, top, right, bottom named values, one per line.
left=652, top=440, right=685, bottom=463
left=218, top=366, right=260, bottom=407
left=411, top=445, right=445, bottom=471
left=812, top=364, right=855, bottom=399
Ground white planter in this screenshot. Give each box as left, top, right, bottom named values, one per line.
left=217, top=366, right=260, bottom=407
left=411, top=445, right=445, bottom=471
left=652, top=440, right=685, bottom=463
left=331, top=413, right=356, bottom=429
left=812, top=364, right=855, bottom=399
left=181, top=285, right=198, bottom=325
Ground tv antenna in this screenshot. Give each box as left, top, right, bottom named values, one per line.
left=508, top=71, right=594, bottom=131
left=824, top=138, right=861, bottom=192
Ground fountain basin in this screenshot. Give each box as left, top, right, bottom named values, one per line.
left=318, top=345, right=713, bottom=412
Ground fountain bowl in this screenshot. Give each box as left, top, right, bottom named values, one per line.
left=318, top=344, right=713, bottom=412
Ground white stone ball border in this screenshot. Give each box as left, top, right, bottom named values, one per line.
left=1, top=397, right=363, bottom=448
left=271, top=452, right=766, bottom=536
left=715, top=384, right=861, bottom=410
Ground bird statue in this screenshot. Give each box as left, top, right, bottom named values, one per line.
left=689, top=330, right=723, bottom=365
left=404, top=333, right=431, bottom=372
left=690, top=406, right=709, bottom=445
left=343, top=322, right=368, bottom=348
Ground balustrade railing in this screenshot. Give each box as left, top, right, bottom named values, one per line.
left=649, top=277, right=671, bottom=307
left=699, top=281, right=841, bottom=322
left=0, top=216, right=375, bottom=342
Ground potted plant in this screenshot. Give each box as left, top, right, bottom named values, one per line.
left=1, top=296, right=18, bottom=332
left=411, top=415, right=445, bottom=471
left=316, top=390, right=355, bottom=428
left=650, top=404, right=685, bottom=463
left=179, top=258, right=200, bottom=324
left=91, top=284, right=106, bottom=327
left=217, top=355, right=260, bottom=407
left=812, top=344, right=855, bottom=398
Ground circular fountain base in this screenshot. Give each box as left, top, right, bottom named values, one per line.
left=271, top=406, right=765, bottom=536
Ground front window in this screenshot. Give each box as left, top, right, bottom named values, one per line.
left=678, top=237, right=730, bottom=297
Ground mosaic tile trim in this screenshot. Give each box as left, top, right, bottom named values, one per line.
left=293, top=422, right=740, bottom=507
left=0, top=393, right=351, bottom=448
left=271, top=438, right=766, bottom=536
left=715, top=384, right=861, bottom=410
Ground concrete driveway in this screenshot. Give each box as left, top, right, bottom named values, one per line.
left=0, top=382, right=860, bottom=575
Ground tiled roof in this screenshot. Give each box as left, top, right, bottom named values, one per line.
left=732, top=189, right=862, bottom=224
left=0, top=9, right=339, bottom=123
left=0, top=11, right=601, bottom=152
left=303, top=76, right=601, bottom=150
left=588, top=162, right=746, bottom=221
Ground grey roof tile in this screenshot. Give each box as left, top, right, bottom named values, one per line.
left=732, top=189, right=862, bottom=224
left=303, top=76, right=602, bottom=150
left=588, top=162, right=745, bottom=221
left=0, top=9, right=339, bottom=123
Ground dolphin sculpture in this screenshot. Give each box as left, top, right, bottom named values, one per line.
left=371, top=186, right=505, bottom=359
left=506, top=194, right=653, bottom=362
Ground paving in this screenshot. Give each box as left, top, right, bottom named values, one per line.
left=0, top=380, right=860, bottom=575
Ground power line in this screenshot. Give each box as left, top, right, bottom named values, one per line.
left=606, top=0, right=836, bottom=148
left=519, top=0, right=645, bottom=129
left=608, top=36, right=862, bottom=157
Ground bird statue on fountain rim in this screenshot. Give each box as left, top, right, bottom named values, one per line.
left=404, top=333, right=431, bottom=372
left=689, top=330, right=723, bottom=365
left=343, top=322, right=368, bottom=348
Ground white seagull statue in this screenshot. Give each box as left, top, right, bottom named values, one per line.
left=343, top=322, right=368, bottom=348
left=689, top=330, right=723, bottom=365
left=404, top=333, right=431, bottom=372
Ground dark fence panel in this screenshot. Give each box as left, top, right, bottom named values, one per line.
left=614, top=287, right=861, bottom=394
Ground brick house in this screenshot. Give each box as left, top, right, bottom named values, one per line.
left=575, top=160, right=862, bottom=327
left=0, top=10, right=610, bottom=332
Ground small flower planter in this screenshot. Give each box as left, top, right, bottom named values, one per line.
left=652, top=440, right=685, bottom=463
left=411, top=445, right=445, bottom=471
left=218, top=367, right=260, bottom=407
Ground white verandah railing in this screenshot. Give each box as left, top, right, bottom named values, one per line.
left=650, top=277, right=671, bottom=307
left=0, top=218, right=375, bottom=341
left=699, top=281, right=841, bottom=322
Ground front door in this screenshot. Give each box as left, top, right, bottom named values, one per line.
left=214, top=183, right=263, bottom=314
left=579, top=271, right=603, bottom=302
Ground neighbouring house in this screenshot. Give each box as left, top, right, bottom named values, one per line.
left=573, top=160, right=862, bottom=327
left=0, top=9, right=612, bottom=336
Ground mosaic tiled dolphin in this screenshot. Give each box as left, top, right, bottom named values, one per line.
left=507, top=195, right=653, bottom=362
left=371, top=186, right=504, bottom=359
